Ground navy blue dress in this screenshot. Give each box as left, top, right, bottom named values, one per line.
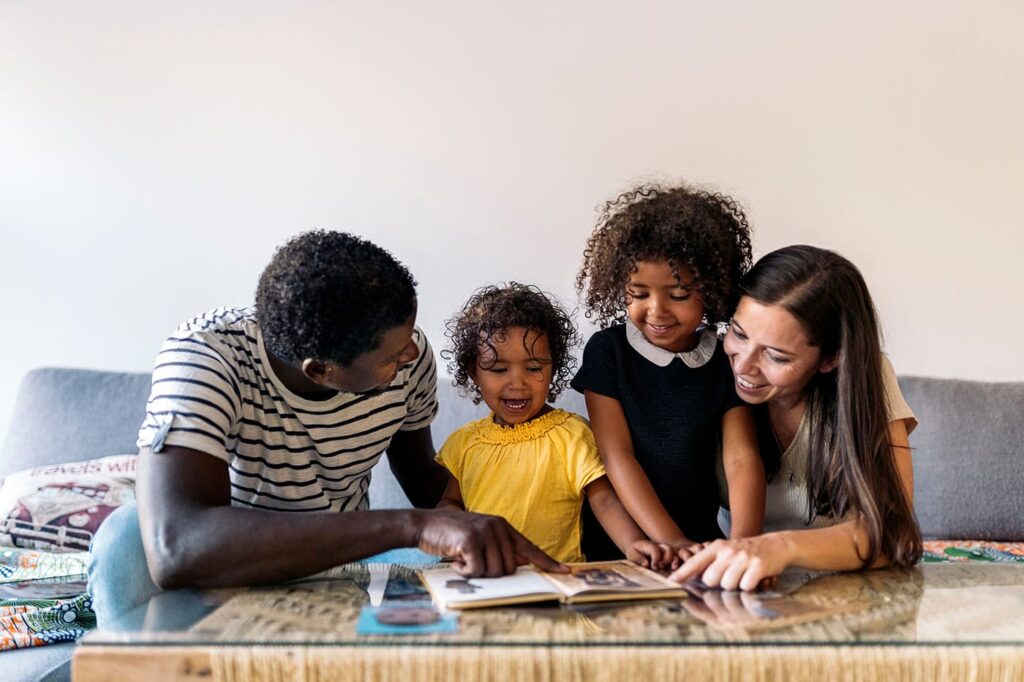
left=571, top=324, right=744, bottom=557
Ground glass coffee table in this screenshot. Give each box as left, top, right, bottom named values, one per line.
left=73, top=557, right=1024, bottom=681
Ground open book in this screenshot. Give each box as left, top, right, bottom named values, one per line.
left=419, top=560, right=685, bottom=610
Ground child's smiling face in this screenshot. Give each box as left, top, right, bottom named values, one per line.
left=625, top=259, right=706, bottom=353
left=471, top=326, right=553, bottom=426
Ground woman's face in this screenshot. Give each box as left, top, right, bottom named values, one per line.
left=723, top=297, right=834, bottom=407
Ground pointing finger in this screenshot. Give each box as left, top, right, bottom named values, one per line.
left=511, top=531, right=567, bottom=573
left=670, top=546, right=717, bottom=583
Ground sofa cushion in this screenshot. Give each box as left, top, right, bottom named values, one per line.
left=0, top=641, right=73, bottom=682
left=899, top=376, right=1024, bottom=540
left=0, top=369, right=151, bottom=480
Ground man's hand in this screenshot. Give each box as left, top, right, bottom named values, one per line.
left=413, top=509, right=567, bottom=578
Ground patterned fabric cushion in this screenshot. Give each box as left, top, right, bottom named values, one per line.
left=1, top=548, right=93, bottom=651
left=922, top=540, right=1024, bottom=563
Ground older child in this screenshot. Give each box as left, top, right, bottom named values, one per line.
left=573, top=183, right=764, bottom=557
left=436, top=283, right=673, bottom=567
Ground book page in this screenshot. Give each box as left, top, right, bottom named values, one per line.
left=542, top=561, right=680, bottom=598
left=419, top=566, right=558, bottom=608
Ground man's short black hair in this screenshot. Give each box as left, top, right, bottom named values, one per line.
left=256, top=230, right=417, bottom=366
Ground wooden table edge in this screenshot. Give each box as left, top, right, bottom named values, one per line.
left=72, top=642, right=1024, bottom=682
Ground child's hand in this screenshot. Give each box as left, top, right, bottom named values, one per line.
left=670, top=541, right=708, bottom=569
left=626, top=540, right=677, bottom=571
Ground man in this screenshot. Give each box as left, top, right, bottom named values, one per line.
left=90, top=231, right=559, bottom=620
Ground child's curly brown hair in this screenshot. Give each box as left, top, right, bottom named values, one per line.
left=442, top=283, right=580, bottom=404
left=576, top=182, right=753, bottom=327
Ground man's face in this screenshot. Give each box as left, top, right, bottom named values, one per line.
left=316, top=313, right=420, bottom=395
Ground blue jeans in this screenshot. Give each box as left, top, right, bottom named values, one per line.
left=87, top=502, right=160, bottom=629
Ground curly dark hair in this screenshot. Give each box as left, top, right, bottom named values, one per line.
left=442, top=283, right=580, bottom=404
left=256, top=230, right=417, bottom=366
left=576, top=182, right=753, bottom=327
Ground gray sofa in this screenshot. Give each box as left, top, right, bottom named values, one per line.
left=2, top=367, right=1022, bottom=681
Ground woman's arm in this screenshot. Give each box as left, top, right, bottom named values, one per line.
left=891, top=417, right=914, bottom=504
left=584, top=390, right=689, bottom=545
left=780, top=418, right=914, bottom=571
left=721, top=406, right=765, bottom=539
left=671, top=419, right=912, bottom=590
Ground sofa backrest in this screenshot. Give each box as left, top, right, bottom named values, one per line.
left=899, top=376, right=1023, bottom=541
left=0, top=367, right=590, bottom=508
left=6, top=368, right=1020, bottom=542
left=0, top=367, right=152, bottom=479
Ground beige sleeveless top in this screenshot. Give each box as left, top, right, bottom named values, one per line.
left=719, top=355, right=917, bottom=535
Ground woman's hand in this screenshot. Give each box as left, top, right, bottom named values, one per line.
left=669, top=534, right=793, bottom=591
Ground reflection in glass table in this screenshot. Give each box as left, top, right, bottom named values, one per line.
left=75, top=562, right=1024, bottom=682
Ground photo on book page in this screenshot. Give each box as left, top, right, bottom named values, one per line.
left=420, top=566, right=560, bottom=609
left=544, top=561, right=679, bottom=597
left=382, top=574, right=433, bottom=603
left=419, top=560, right=684, bottom=609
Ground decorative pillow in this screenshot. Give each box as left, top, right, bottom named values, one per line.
left=0, top=455, right=136, bottom=552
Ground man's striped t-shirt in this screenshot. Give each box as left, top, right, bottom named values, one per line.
left=136, top=307, right=438, bottom=513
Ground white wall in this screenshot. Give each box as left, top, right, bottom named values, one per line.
left=2, top=1, right=1022, bottom=441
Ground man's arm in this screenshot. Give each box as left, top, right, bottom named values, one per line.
left=386, top=426, right=450, bottom=508
left=138, top=445, right=562, bottom=589
left=139, top=445, right=424, bottom=588
left=436, top=475, right=466, bottom=511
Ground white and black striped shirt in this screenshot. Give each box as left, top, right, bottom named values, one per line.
left=136, top=307, right=438, bottom=513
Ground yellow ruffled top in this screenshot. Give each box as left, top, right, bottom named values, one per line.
left=436, top=407, right=605, bottom=563
left=471, top=408, right=574, bottom=445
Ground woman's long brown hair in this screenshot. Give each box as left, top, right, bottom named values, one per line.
left=741, top=245, right=922, bottom=568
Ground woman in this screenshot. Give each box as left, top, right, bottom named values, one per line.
left=671, top=245, right=922, bottom=591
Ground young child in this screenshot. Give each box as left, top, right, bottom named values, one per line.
left=436, top=283, right=673, bottom=567
left=572, top=182, right=765, bottom=558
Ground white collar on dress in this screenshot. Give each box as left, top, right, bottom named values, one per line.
left=624, top=318, right=719, bottom=368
